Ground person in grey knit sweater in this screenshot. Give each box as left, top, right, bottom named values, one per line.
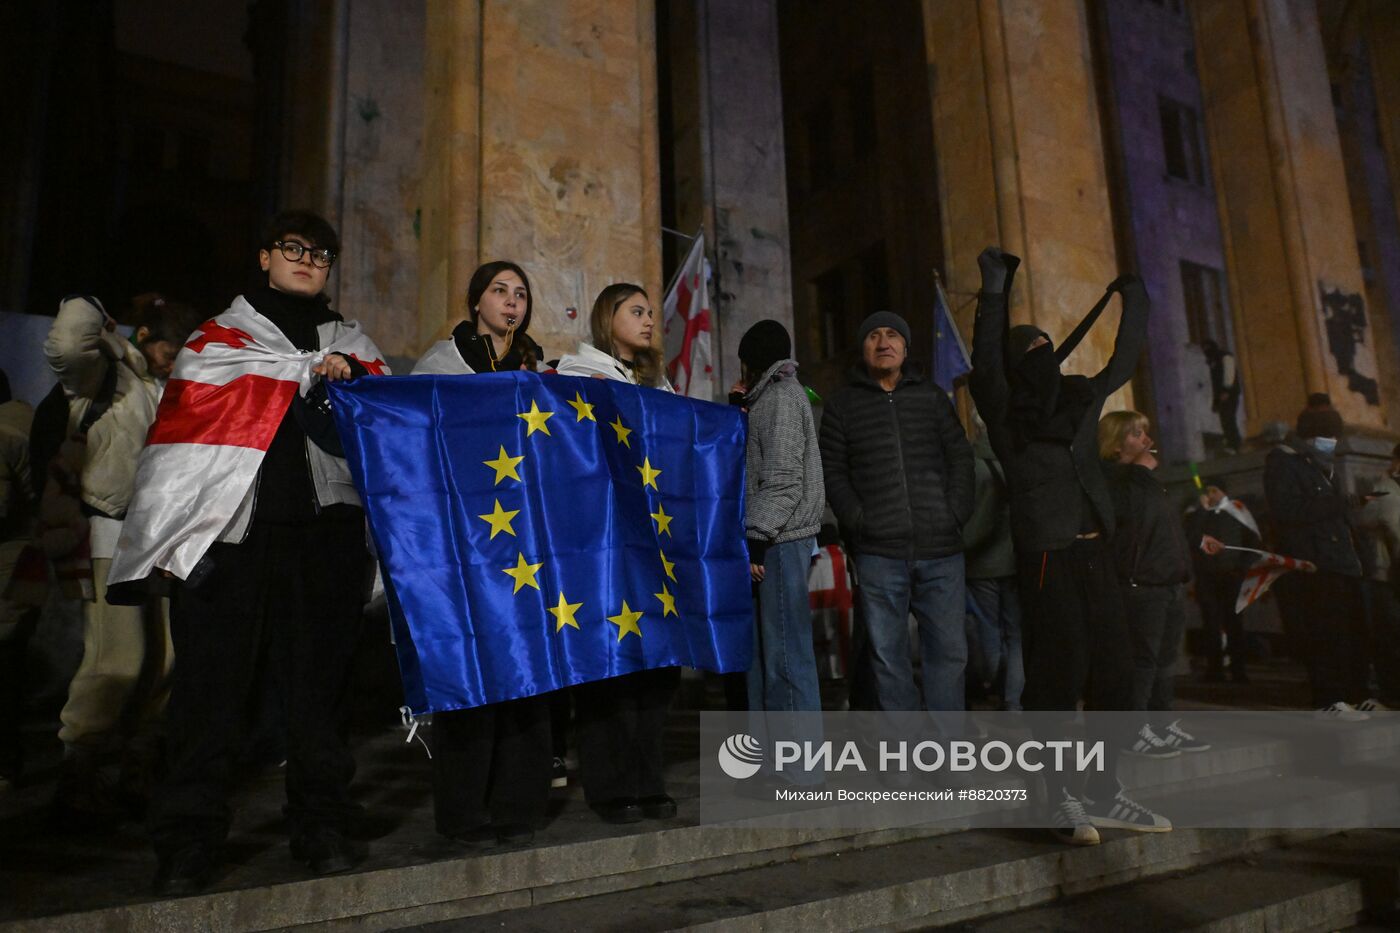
left=738, top=320, right=825, bottom=712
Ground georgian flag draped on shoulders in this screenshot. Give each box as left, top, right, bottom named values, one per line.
left=108, top=295, right=388, bottom=587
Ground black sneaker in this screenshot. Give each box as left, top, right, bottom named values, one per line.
left=590, top=798, right=643, bottom=824
left=291, top=830, right=367, bottom=875
left=1083, top=790, right=1172, bottom=833
left=447, top=824, right=497, bottom=852
left=495, top=824, right=535, bottom=849
left=1160, top=720, right=1210, bottom=753
left=1048, top=789, right=1100, bottom=846
left=152, top=843, right=219, bottom=896
left=639, top=794, right=677, bottom=819
left=551, top=757, right=568, bottom=789
left=1125, top=724, right=1180, bottom=759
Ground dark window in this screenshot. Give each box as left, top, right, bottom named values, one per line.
left=814, top=266, right=845, bottom=360
left=849, top=68, right=877, bottom=157
left=804, top=99, right=835, bottom=192
left=1180, top=260, right=1230, bottom=347
left=858, top=240, right=890, bottom=315
left=1160, top=97, right=1206, bottom=185
left=177, top=132, right=210, bottom=175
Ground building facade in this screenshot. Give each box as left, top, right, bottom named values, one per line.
left=4, top=0, right=1400, bottom=458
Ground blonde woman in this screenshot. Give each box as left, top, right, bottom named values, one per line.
left=556, top=284, right=678, bottom=824
left=1098, top=411, right=1206, bottom=758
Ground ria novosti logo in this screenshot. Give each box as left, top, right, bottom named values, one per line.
left=717, top=733, right=764, bottom=779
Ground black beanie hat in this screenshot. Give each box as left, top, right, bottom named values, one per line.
left=738, top=319, right=791, bottom=375
left=1297, top=407, right=1344, bottom=439
left=857, top=310, right=911, bottom=345
left=1007, top=324, right=1052, bottom=369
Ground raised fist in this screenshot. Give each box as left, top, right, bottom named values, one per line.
left=978, top=246, right=1010, bottom=294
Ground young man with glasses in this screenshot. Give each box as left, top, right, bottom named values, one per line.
left=111, top=210, right=389, bottom=893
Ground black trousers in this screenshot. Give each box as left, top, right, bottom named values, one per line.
left=0, top=609, right=38, bottom=777
left=1198, top=574, right=1246, bottom=676
left=149, top=512, right=367, bottom=857
left=1125, top=583, right=1183, bottom=716
left=1016, top=538, right=1131, bottom=800
left=575, top=667, right=679, bottom=803
left=1297, top=571, right=1368, bottom=707
left=431, top=694, right=552, bottom=835
left=1363, top=580, right=1400, bottom=700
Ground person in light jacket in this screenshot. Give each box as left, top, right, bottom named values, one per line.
left=556, top=283, right=678, bottom=824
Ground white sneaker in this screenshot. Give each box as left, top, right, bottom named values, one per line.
left=1084, top=789, right=1173, bottom=833
left=1316, top=701, right=1370, bottom=722
left=1160, top=720, right=1211, bottom=753
left=1356, top=699, right=1392, bottom=712
left=1049, top=789, right=1100, bottom=846
left=1126, top=723, right=1181, bottom=759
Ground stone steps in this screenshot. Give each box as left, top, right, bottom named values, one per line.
left=5, top=717, right=1396, bottom=933
left=936, top=830, right=1400, bottom=933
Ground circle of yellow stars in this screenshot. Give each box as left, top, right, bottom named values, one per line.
left=477, top=389, right=682, bottom=643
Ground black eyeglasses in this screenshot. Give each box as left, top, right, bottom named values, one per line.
left=272, top=240, right=336, bottom=268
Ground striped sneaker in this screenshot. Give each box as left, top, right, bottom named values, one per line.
left=1316, top=701, right=1369, bottom=722
left=1084, top=790, right=1173, bottom=833
left=1126, top=724, right=1180, bottom=759
left=1049, top=789, right=1100, bottom=846
left=1356, top=699, right=1392, bottom=712
left=1160, top=720, right=1210, bottom=753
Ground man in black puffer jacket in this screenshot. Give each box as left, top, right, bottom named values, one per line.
left=820, top=311, right=973, bottom=713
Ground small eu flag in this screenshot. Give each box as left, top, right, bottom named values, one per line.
left=329, top=372, right=753, bottom=714
left=932, top=277, right=971, bottom=395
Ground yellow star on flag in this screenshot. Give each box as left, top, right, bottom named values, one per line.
left=566, top=392, right=596, bottom=422
left=650, top=503, right=673, bottom=537
left=653, top=583, right=678, bottom=618
left=483, top=446, right=524, bottom=484
left=637, top=457, right=662, bottom=490
left=609, top=414, right=632, bottom=448
left=476, top=499, right=519, bottom=539
left=502, top=552, right=543, bottom=594
left=659, top=548, right=677, bottom=581
left=517, top=400, right=554, bottom=436
left=607, top=600, right=644, bottom=641
left=548, top=592, right=583, bottom=632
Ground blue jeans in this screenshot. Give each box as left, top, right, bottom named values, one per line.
left=965, top=576, right=1024, bottom=711
left=747, top=537, right=822, bottom=712
left=854, top=553, right=967, bottom=712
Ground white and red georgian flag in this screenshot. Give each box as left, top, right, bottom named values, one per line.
left=1224, top=546, right=1318, bottom=613
left=662, top=231, right=715, bottom=401
left=108, top=296, right=387, bottom=585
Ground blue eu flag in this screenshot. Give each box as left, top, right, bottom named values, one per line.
left=932, top=278, right=971, bottom=395
left=328, top=372, right=753, bottom=714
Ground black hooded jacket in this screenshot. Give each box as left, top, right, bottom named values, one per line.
left=969, top=265, right=1149, bottom=553
left=819, top=362, right=974, bottom=560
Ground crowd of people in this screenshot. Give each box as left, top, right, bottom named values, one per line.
left=1, top=211, right=1398, bottom=894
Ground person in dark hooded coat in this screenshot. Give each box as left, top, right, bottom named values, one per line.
left=969, top=246, right=1167, bottom=845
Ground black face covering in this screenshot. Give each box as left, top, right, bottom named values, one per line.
left=1009, top=343, right=1092, bottom=444
left=1009, top=343, right=1059, bottom=428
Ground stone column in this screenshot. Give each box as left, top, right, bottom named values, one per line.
left=419, top=0, right=663, bottom=360
left=923, top=0, right=1129, bottom=404
left=667, top=0, right=794, bottom=397
left=1192, top=0, right=1385, bottom=430
left=333, top=0, right=425, bottom=362
left=1366, top=0, right=1400, bottom=255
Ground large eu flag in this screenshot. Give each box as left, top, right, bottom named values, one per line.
left=328, top=372, right=753, bottom=714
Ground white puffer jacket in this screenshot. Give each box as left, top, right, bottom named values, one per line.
left=43, top=297, right=162, bottom=518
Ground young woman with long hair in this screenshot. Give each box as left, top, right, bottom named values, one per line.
left=556, top=283, right=679, bottom=823
left=412, top=260, right=553, bottom=849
